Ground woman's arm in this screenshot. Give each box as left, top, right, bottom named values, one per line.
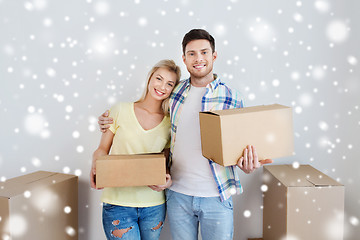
left=90, top=130, right=115, bottom=189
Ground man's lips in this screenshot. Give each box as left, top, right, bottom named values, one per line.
left=194, top=64, right=206, bottom=70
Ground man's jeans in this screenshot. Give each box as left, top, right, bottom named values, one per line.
left=166, top=189, right=234, bottom=240
left=102, top=203, right=165, bottom=240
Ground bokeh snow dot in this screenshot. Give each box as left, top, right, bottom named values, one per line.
left=6, top=214, right=27, bottom=237
left=63, top=166, right=70, bottom=174
left=243, top=210, right=251, bottom=218
left=31, top=157, right=42, bottom=167
left=74, top=169, right=82, bottom=176
left=349, top=216, right=359, bottom=226
left=314, top=0, right=330, bottom=13
left=24, top=191, right=31, bottom=198
left=326, top=20, right=349, bottom=43
left=318, top=121, right=329, bottom=131
left=76, top=145, right=84, bottom=153
left=312, top=66, right=325, bottom=80
left=72, top=131, right=80, bottom=138
left=65, top=226, right=76, bottom=237
left=94, top=1, right=109, bottom=15
left=248, top=19, right=276, bottom=47
left=261, top=184, right=268, bottom=192
left=272, top=79, right=280, bottom=87
left=292, top=161, right=300, bottom=169
left=24, top=114, right=47, bottom=136
left=138, top=17, right=148, bottom=27
left=347, top=56, right=358, bottom=66
left=64, top=206, right=72, bottom=214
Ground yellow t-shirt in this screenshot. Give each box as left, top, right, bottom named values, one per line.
left=100, top=102, right=171, bottom=207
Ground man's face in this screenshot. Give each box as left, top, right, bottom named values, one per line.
left=182, top=39, right=217, bottom=80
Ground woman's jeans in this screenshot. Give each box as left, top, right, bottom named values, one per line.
left=102, top=202, right=165, bottom=240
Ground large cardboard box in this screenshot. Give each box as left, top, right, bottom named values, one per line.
left=96, top=153, right=166, bottom=188
left=199, top=104, right=293, bottom=166
left=0, top=171, right=78, bottom=240
left=263, top=165, right=344, bottom=240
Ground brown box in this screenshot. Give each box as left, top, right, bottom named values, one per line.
left=263, top=165, right=344, bottom=240
left=0, top=171, right=78, bottom=240
left=199, top=104, right=294, bottom=166
left=96, top=153, right=166, bottom=188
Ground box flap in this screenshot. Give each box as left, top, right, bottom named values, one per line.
left=203, top=104, right=290, bottom=116
left=97, top=153, right=165, bottom=161
left=0, top=171, right=77, bottom=198
left=264, top=165, right=343, bottom=187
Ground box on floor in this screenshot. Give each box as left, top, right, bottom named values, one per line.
left=0, top=171, right=78, bottom=240
left=263, top=165, right=344, bottom=240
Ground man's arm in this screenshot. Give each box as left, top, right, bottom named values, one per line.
left=98, top=110, right=113, bottom=133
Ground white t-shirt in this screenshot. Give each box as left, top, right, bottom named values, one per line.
left=170, top=85, right=219, bottom=197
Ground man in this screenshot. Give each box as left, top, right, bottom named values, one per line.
left=98, top=29, right=272, bottom=240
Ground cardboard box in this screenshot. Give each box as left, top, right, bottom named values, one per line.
left=263, top=165, right=344, bottom=240
left=199, top=104, right=294, bottom=166
left=0, top=171, right=78, bottom=240
left=96, top=153, right=166, bottom=188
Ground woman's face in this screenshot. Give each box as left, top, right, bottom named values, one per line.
left=147, top=67, right=177, bottom=101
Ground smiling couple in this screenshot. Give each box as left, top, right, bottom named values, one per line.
left=91, top=29, right=272, bottom=240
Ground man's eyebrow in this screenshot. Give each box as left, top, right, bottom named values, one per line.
left=186, top=48, right=211, bottom=53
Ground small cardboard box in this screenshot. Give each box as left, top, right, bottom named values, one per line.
left=263, top=165, right=344, bottom=240
left=96, top=153, right=166, bottom=188
left=0, top=171, right=78, bottom=240
left=199, top=104, right=294, bottom=166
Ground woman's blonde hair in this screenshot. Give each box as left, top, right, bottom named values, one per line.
left=137, top=59, right=181, bottom=116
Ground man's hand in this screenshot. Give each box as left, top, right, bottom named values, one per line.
left=98, top=110, right=113, bottom=133
left=148, top=174, right=172, bottom=192
left=237, top=145, right=273, bottom=174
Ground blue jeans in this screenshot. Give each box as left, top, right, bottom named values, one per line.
left=166, top=189, right=234, bottom=240
left=102, top=203, right=165, bottom=240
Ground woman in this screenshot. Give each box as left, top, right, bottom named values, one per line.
left=90, top=59, right=181, bottom=240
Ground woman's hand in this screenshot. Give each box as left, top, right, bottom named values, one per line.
left=148, top=174, right=172, bottom=192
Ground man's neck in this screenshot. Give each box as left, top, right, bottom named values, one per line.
left=189, top=73, right=215, bottom=87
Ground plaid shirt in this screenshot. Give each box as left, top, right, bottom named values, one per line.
left=169, top=74, right=244, bottom=201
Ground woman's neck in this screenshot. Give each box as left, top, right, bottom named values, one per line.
left=137, top=95, right=163, bottom=114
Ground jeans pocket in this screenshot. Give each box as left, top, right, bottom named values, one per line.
left=219, top=197, right=233, bottom=210
left=103, top=202, right=116, bottom=210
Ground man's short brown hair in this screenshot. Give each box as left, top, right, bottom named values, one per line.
left=182, top=29, right=215, bottom=55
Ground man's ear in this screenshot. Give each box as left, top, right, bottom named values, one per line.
left=182, top=54, right=186, bottom=63
left=213, top=51, right=217, bottom=61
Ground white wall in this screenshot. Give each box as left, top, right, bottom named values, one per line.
left=1, top=0, right=359, bottom=239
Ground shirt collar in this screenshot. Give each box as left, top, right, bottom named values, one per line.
left=186, top=74, right=220, bottom=92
